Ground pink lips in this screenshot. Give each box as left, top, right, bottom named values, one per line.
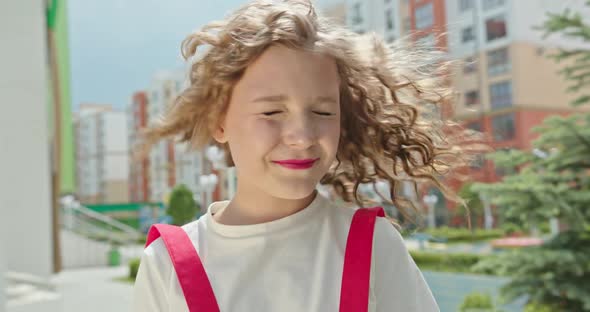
left=272, top=158, right=319, bottom=170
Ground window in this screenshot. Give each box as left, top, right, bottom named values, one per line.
left=492, top=113, right=515, bottom=141
left=463, top=57, right=477, bottom=74
left=489, top=81, right=512, bottom=110
left=459, top=0, right=473, bottom=12
left=351, top=2, right=363, bottom=25
left=465, top=90, right=480, bottom=106
left=386, top=9, right=395, bottom=31
left=462, top=26, right=475, bottom=43
left=415, top=3, right=434, bottom=29
left=487, top=47, right=510, bottom=76
left=387, top=35, right=396, bottom=43
left=486, top=15, right=507, bottom=41
left=483, top=0, right=505, bottom=10
left=466, top=122, right=482, bottom=132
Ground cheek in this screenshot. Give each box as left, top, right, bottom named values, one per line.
left=319, top=119, right=341, bottom=155
left=228, top=118, right=281, bottom=165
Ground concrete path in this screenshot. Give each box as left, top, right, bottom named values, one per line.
left=51, top=266, right=133, bottom=312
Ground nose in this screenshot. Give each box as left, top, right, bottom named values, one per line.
left=282, top=112, right=317, bottom=150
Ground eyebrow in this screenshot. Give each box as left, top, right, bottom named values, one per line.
left=252, top=95, right=288, bottom=103
left=252, top=94, right=339, bottom=105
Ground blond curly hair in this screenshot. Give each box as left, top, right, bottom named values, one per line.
left=140, top=0, right=480, bottom=222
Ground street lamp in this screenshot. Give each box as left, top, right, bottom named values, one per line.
left=205, top=145, right=226, bottom=170
left=203, top=145, right=237, bottom=201
left=423, top=194, right=438, bottom=228
left=60, top=194, right=79, bottom=230
left=479, top=193, right=494, bottom=230
left=199, top=173, right=218, bottom=210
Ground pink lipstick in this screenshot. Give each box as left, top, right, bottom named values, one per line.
left=272, top=158, right=319, bottom=170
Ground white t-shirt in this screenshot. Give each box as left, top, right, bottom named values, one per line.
left=133, top=193, right=439, bottom=312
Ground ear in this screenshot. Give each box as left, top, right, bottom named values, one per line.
left=212, top=119, right=228, bottom=144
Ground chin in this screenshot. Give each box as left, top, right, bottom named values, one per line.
left=269, top=181, right=318, bottom=200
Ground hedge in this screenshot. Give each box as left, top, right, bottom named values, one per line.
left=409, top=251, right=485, bottom=273
left=423, top=227, right=505, bottom=243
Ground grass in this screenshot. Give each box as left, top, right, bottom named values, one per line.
left=114, top=276, right=135, bottom=284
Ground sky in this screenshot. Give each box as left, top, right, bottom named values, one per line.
left=68, top=0, right=341, bottom=111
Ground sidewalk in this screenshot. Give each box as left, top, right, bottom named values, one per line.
left=51, top=266, right=133, bottom=312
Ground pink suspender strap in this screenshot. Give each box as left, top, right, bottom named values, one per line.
left=145, top=224, right=220, bottom=312
left=339, top=207, right=385, bottom=312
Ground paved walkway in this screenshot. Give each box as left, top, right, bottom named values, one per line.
left=51, top=266, right=133, bottom=312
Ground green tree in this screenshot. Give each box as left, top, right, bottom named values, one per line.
left=472, top=4, right=590, bottom=311
left=166, top=185, right=199, bottom=226
left=457, top=182, right=484, bottom=231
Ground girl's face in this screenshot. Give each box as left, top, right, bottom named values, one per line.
left=214, top=45, right=341, bottom=200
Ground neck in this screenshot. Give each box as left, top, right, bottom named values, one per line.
left=213, top=186, right=317, bottom=226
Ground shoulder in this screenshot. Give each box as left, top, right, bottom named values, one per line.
left=141, top=218, right=204, bottom=279
left=326, top=202, right=405, bottom=246
left=373, top=216, right=406, bottom=253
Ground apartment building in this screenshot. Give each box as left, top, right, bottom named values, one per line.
left=75, top=104, right=129, bottom=204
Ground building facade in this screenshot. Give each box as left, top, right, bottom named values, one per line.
left=128, top=91, right=150, bottom=203
left=75, top=105, right=129, bottom=204
left=345, top=0, right=590, bottom=226
left=347, top=0, right=403, bottom=42
left=147, top=71, right=183, bottom=202
left=409, top=0, right=448, bottom=49
left=446, top=0, right=589, bottom=182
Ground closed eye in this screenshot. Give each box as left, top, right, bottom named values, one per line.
left=262, top=111, right=282, bottom=116
left=314, top=111, right=335, bottom=116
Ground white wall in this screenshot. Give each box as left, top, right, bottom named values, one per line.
left=0, top=0, right=54, bottom=278
left=149, top=141, right=169, bottom=202
left=174, top=144, right=204, bottom=194
left=104, top=154, right=129, bottom=181
left=346, top=0, right=402, bottom=41
left=102, top=112, right=128, bottom=153
left=77, top=115, right=99, bottom=198
left=102, top=112, right=129, bottom=181
left=0, top=240, right=4, bottom=310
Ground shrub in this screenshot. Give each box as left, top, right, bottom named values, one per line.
left=459, top=292, right=495, bottom=312
left=129, top=258, right=141, bottom=280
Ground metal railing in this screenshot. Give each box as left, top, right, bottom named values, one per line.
left=61, top=201, right=142, bottom=245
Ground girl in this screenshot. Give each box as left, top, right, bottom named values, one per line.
left=134, top=0, right=473, bottom=311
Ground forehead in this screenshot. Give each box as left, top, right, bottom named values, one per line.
left=234, top=45, right=340, bottom=95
